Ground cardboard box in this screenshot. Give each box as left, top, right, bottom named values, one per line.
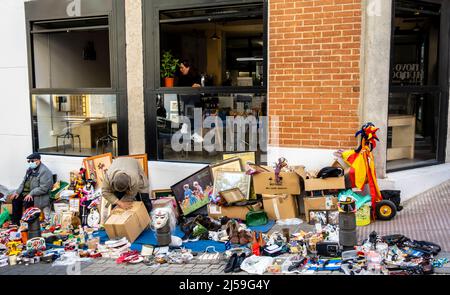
left=296, top=166, right=345, bottom=192
left=262, top=194, right=299, bottom=220
left=208, top=202, right=262, bottom=220
left=104, top=202, right=151, bottom=243
left=252, top=166, right=304, bottom=195
left=303, top=196, right=338, bottom=222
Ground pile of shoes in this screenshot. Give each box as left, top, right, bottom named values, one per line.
left=224, top=252, right=247, bottom=273
left=226, top=220, right=252, bottom=245
left=180, top=215, right=222, bottom=242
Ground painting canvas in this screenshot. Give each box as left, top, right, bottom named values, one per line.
left=83, top=153, right=113, bottom=189
left=116, top=154, right=149, bottom=176
left=223, top=152, right=256, bottom=167
left=213, top=171, right=251, bottom=201
left=171, top=167, right=213, bottom=216
left=210, top=157, right=242, bottom=181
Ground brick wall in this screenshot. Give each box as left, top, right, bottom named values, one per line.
left=268, top=0, right=361, bottom=149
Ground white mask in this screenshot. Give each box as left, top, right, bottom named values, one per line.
left=152, top=209, right=169, bottom=229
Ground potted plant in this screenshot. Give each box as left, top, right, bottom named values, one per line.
left=160, top=51, right=179, bottom=87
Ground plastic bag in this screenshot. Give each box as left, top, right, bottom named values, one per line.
left=0, top=209, right=10, bottom=227
left=240, top=255, right=274, bottom=275
left=276, top=218, right=303, bottom=226
left=52, top=252, right=91, bottom=266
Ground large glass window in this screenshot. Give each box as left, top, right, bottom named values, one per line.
left=159, top=3, right=264, bottom=88
left=151, top=2, right=267, bottom=163
left=32, top=94, right=118, bottom=156
left=31, top=17, right=111, bottom=88
left=156, top=91, right=267, bottom=163
left=387, top=0, right=446, bottom=171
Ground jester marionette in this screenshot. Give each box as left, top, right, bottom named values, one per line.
left=341, top=123, right=383, bottom=218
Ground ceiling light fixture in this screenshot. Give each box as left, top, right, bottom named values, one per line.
left=210, top=22, right=220, bottom=41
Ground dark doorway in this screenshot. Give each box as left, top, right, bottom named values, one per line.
left=387, top=0, right=449, bottom=171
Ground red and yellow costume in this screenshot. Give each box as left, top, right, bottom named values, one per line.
left=342, top=123, right=382, bottom=219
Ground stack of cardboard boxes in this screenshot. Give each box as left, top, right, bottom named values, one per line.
left=252, top=166, right=304, bottom=221
left=297, top=162, right=346, bottom=223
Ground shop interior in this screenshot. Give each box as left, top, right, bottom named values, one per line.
left=32, top=94, right=118, bottom=156
left=31, top=17, right=111, bottom=89
left=387, top=0, right=443, bottom=171
left=156, top=3, right=266, bottom=163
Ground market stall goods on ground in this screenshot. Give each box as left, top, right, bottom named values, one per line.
left=0, top=125, right=448, bottom=275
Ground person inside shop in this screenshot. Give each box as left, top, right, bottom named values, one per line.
left=102, top=157, right=153, bottom=213
left=177, top=60, right=202, bottom=88
left=10, top=153, right=54, bottom=225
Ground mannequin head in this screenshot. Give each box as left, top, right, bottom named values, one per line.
left=151, top=207, right=176, bottom=231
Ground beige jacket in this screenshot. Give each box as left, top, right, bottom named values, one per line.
left=102, top=157, right=149, bottom=205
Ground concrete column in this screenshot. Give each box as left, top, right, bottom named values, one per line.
left=125, top=0, right=145, bottom=154
left=360, top=0, right=393, bottom=178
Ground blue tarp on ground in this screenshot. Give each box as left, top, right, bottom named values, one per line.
left=94, top=220, right=275, bottom=253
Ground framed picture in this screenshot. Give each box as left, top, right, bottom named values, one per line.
left=223, top=152, right=256, bottom=167
left=99, top=196, right=112, bottom=225
left=213, top=171, right=251, bottom=201
left=170, top=100, right=179, bottom=112
left=219, top=188, right=246, bottom=204
left=210, top=157, right=242, bottom=181
left=308, top=210, right=328, bottom=225
left=83, top=153, right=113, bottom=189
left=116, top=154, right=149, bottom=176
left=151, top=189, right=175, bottom=200
left=171, top=167, right=213, bottom=216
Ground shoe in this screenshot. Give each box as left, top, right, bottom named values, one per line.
left=224, top=253, right=238, bottom=273
left=233, top=253, right=246, bottom=272
left=230, top=230, right=240, bottom=245
left=258, top=232, right=266, bottom=247
left=239, top=231, right=251, bottom=245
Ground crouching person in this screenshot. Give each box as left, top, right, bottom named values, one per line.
left=102, top=157, right=153, bottom=213
left=10, top=153, right=53, bottom=225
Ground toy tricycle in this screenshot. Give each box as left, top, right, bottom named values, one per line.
left=339, top=189, right=402, bottom=221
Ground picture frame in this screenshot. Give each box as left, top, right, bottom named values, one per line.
left=151, top=189, right=175, bottom=200
left=83, top=153, right=113, bottom=189
left=209, top=157, right=242, bottom=181
left=223, top=151, right=256, bottom=167
left=170, top=166, right=213, bottom=216
left=213, top=171, right=251, bottom=201
left=99, top=196, right=112, bottom=225
left=170, top=100, right=179, bottom=112
left=218, top=188, right=246, bottom=204
left=116, top=154, right=149, bottom=176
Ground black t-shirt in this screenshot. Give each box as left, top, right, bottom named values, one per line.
left=177, top=71, right=201, bottom=87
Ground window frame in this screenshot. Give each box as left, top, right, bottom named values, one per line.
left=143, top=0, right=268, bottom=162
left=387, top=0, right=450, bottom=172
left=24, top=0, right=129, bottom=157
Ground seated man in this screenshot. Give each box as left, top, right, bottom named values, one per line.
left=102, top=157, right=152, bottom=212
left=10, top=153, right=54, bottom=225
